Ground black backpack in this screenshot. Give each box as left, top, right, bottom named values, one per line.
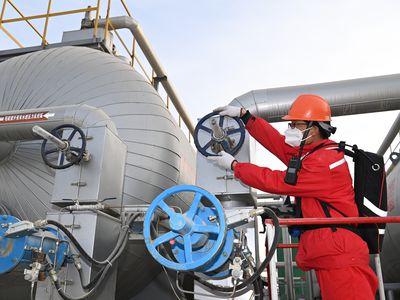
left=296, top=142, right=388, bottom=254
left=347, top=143, right=387, bottom=254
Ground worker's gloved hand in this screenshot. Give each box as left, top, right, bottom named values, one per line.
left=213, top=105, right=242, bottom=118
left=208, top=151, right=236, bottom=170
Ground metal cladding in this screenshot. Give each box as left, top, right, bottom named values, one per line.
left=0, top=46, right=195, bottom=220
left=381, top=162, right=400, bottom=283
left=230, top=74, right=400, bottom=122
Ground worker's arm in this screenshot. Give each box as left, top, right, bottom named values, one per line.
left=242, top=112, right=295, bottom=166
left=233, top=158, right=331, bottom=198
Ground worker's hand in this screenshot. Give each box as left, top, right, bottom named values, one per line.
left=213, top=105, right=243, bottom=118
left=208, top=151, right=237, bottom=170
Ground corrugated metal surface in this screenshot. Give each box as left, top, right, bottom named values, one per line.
left=0, top=46, right=195, bottom=220
left=381, top=162, right=400, bottom=283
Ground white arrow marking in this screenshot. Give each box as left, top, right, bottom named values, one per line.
left=43, top=112, right=55, bottom=119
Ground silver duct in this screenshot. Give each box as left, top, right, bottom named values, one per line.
left=230, top=74, right=400, bottom=122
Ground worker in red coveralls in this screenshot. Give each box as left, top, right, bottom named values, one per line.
left=209, top=94, right=378, bottom=300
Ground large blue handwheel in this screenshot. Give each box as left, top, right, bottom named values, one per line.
left=194, top=111, right=245, bottom=157
left=143, top=185, right=227, bottom=271
left=0, top=215, right=26, bottom=274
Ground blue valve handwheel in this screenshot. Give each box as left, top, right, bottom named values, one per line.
left=194, top=111, right=245, bottom=157
left=0, top=215, right=27, bottom=274
left=143, top=185, right=227, bottom=271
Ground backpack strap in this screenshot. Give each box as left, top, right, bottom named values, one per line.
left=290, top=141, right=361, bottom=235
left=301, top=142, right=337, bottom=160
left=299, top=199, right=360, bottom=235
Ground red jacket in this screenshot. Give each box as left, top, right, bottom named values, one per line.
left=234, top=116, right=370, bottom=270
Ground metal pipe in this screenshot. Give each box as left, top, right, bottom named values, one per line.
left=377, top=112, right=400, bottom=156
left=282, top=228, right=295, bottom=300
left=32, top=125, right=68, bottom=150
left=96, top=16, right=195, bottom=134
left=276, top=261, right=298, bottom=268
left=306, top=271, right=315, bottom=300
left=0, top=104, right=116, bottom=141
left=266, top=224, right=279, bottom=300
left=230, top=74, right=400, bottom=123
left=387, top=290, right=395, bottom=300
left=374, top=254, right=386, bottom=300
left=264, top=216, right=400, bottom=226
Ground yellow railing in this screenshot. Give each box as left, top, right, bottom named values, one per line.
left=0, top=0, right=193, bottom=143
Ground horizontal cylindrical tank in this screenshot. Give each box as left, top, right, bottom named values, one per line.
left=0, top=46, right=195, bottom=220
left=0, top=46, right=196, bottom=299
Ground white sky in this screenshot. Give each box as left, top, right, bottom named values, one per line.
left=0, top=0, right=399, bottom=169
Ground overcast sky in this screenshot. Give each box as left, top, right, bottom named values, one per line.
left=1, top=0, right=399, bottom=168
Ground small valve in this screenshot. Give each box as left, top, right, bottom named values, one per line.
left=24, top=262, right=42, bottom=282
left=229, top=257, right=243, bottom=280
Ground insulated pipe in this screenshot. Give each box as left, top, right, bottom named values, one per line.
left=230, top=74, right=400, bottom=123
left=0, top=104, right=116, bottom=141
left=377, top=112, right=400, bottom=156
left=96, top=16, right=195, bottom=135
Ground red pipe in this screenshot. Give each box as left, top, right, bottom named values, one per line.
left=265, top=216, right=400, bottom=226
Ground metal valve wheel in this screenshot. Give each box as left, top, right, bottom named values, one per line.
left=40, top=124, right=86, bottom=169
left=143, top=185, right=231, bottom=272
left=194, top=111, right=245, bottom=157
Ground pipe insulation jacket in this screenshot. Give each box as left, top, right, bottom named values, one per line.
left=230, top=74, right=400, bottom=122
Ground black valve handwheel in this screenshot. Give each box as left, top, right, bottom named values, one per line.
left=194, top=111, right=245, bottom=157
left=41, top=124, right=86, bottom=169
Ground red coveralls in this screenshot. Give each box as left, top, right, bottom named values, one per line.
left=234, top=116, right=378, bottom=300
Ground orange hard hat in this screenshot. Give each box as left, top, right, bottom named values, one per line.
left=282, top=94, right=332, bottom=121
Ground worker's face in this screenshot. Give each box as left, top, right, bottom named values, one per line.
left=288, top=121, right=308, bottom=130
left=286, top=121, right=318, bottom=145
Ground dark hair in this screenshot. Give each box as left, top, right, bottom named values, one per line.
left=314, top=121, right=334, bottom=139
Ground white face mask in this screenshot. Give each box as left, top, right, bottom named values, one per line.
left=284, top=127, right=312, bottom=147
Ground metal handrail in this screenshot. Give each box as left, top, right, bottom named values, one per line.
left=42, top=0, right=52, bottom=45
left=266, top=216, right=400, bottom=300
left=1, top=6, right=98, bottom=23
left=265, top=216, right=400, bottom=226
left=6, top=0, right=46, bottom=43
